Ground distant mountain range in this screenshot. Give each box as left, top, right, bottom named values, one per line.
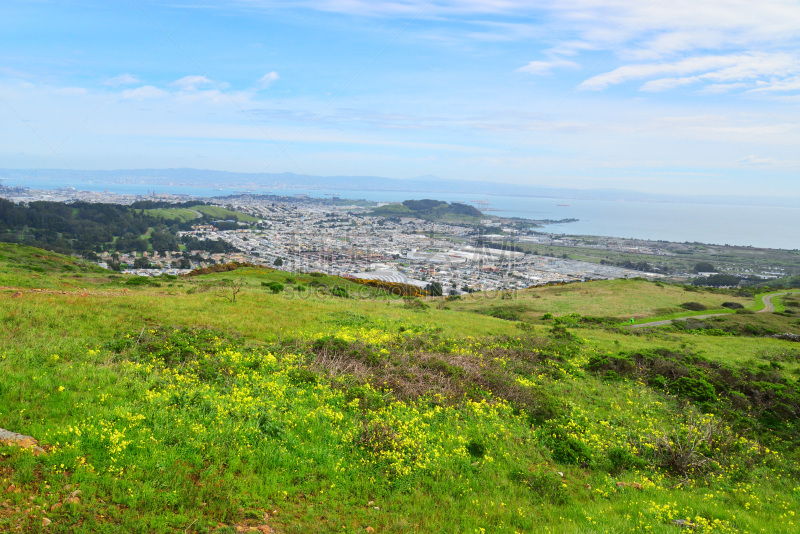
left=0, top=168, right=795, bottom=208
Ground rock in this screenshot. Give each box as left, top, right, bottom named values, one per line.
left=42, top=517, right=52, bottom=527
left=671, top=519, right=697, bottom=529
left=556, top=471, right=564, bottom=477
left=769, top=333, right=800, bottom=342
left=256, top=526, right=273, bottom=534
left=0, top=429, right=47, bottom=456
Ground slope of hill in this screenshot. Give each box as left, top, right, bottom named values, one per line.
left=371, top=199, right=484, bottom=223
left=1, top=243, right=799, bottom=533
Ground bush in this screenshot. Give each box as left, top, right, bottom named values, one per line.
left=330, top=286, right=349, bottom=298
left=721, top=302, right=744, bottom=309
left=607, top=447, right=648, bottom=474
left=680, top=302, right=707, bottom=311
left=466, top=440, right=487, bottom=458
left=485, top=307, right=521, bottom=321
left=263, top=281, right=284, bottom=293
left=543, top=427, right=592, bottom=465
left=671, top=376, right=716, bottom=403
left=509, top=469, right=570, bottom=505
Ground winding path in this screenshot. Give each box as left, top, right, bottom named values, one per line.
left=629, top=292, right=788, bottom=329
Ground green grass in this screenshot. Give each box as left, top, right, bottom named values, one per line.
left=144, top=205, right=259, bottom=223
left=2, top=244, right=799, bottom=533
left=448, top=279, right=752, bottom=322
left=192, top=205, right=259, bottom=222
left=144, top=208, right=203, bottom=223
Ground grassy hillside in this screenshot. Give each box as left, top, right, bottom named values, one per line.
left=448, top=279, right=754, bottom=323
left=145, top=205, right=259, bottom=223
left=371, top=200, right=484, bottom=223
left=2, top=244, right=800, bottom=533
left=143, top=208, right=204, bottom=223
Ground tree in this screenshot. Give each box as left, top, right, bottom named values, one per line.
left=426, top=282, right=443, bottom=297
left=216, top=279, right=245, bottom=302
left=133, top=257, right=152, bottom=269
left=273, top=257, right=284, bottom=267
left=694, top=262, right=715, bottom=273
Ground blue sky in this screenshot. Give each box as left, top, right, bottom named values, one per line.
left=2, top=0, right=800, bottom=196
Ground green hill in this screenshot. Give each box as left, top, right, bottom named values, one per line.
left=145, top=205, right=259, bottom=223
left=1, top=243, right=799, bottom=533
left=371, top=199, right=484, bottom=222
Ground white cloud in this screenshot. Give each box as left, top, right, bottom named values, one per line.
left=736, top=155, right=777, bottom=166
left=120, top=85, right=169, bottom=100
left=234, top=0, right=524, bottom=17
left=52, top=87, right=89, bottom=96
left=748, top=76, right=800, bottom=93
left=640, top=77, right=700, bottom=93
left=257, top=71, right=280, bottom=88
left=170, top=75, right=215, bottom=91
left=580, top=52, right=800, bottom=93
left=517, top=58, right=579, bottom=76
left=104, top=74, right=140, bottom=87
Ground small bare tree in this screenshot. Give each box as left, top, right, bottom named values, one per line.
left=216, top=279, right=245, bottom=303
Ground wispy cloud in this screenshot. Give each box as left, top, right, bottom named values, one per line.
left=120, top=85, right=169, bottom=100
left=580, top=52, right=800, bottom=93
left=517, top=58, right=579, bottom=76
left=170, top=75, right=216, bottom=91
left=104, top=73, right=140, bottom=87
left=257, top=71, right=279, bottom=89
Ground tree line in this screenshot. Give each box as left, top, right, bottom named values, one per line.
left=0, top=199, right=239, bottom=258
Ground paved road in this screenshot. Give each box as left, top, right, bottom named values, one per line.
left=629, top=292, right=788, bottom=329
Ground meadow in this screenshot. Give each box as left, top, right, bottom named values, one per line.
left=1, top=244, right=799, bottom=533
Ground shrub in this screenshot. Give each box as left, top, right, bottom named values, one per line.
left=288, top=367, right=318, bottom=385
left=721, top=302, right=744, bottom=309
left=330, top=286, right=349, bottom=298
left=680, top=302, right=707, bottom=311
left=485, top=307, right=521, bottom=321
left=607, top=446, right=648, bottom=474
left=542, top=427, right=592, bottom=465
left=264, top=281, right=284, bottom=293
left=466, top=440, right=487, bottom=458
left=671, top=376, right=716, bottom=403
left=509, top=469, right=570, bottom=505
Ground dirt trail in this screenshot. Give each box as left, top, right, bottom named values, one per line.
left=757, top=292, right=785, bottom=313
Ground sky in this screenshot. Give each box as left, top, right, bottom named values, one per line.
left=2, top=0, right=800, bottom=197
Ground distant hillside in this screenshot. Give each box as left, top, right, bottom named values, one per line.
left=0, top=198, right=243, bottom=258
left=371, top=199, right=484, bottom=221
left=4, top=167, right=799, bottom=207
